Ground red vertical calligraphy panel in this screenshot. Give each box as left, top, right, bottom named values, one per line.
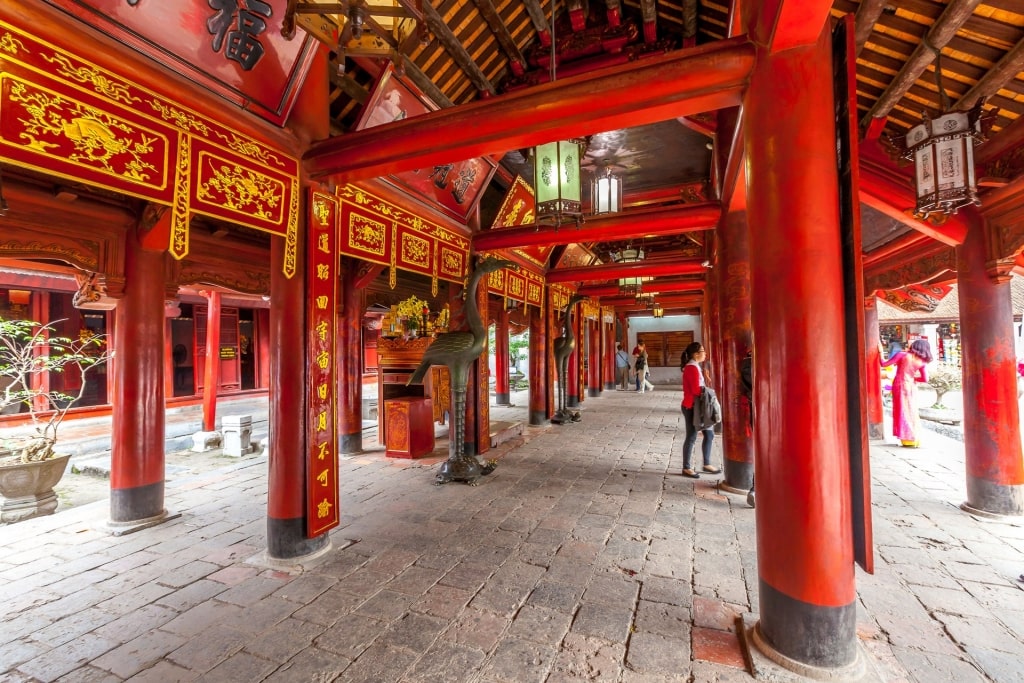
left=306, top=191, right=339, bottom=537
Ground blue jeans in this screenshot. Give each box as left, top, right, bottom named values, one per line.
left=681, top=405, right=713, bottom=469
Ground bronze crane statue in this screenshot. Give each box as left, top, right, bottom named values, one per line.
left=551, top=293, right=586, bottom=424
left=407, top=256, right=516, bottom=485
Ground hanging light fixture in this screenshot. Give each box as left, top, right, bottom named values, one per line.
left=652, top=302, right=664, bottom=318
left=895, top=54, right=992, bottom=220
left=591, top=167, right=622, bottom=215
left=610, top=245, right=645, bottom=296
left=532, top=0, right=583, bottom=229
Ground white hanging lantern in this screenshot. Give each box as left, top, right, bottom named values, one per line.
left=902, top=108, right=984, bottom=219
left=591, top=169, right=622, bottom=215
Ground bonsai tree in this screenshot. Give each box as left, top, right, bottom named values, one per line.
left=925, top=362, right=962, bottom=410
left=0, top=318, right=108, bottom=463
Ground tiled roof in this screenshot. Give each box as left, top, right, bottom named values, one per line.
left=878, top=275, right=1024, bottom=322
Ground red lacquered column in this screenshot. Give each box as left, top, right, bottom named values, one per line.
left=957, top=210, right=1024, bottom=516
left=201, top=291, right=220, bottom=432
left=718, top=211, right=753, bottom=492
left=864, top=298, right=885, bottom=440
left=744, top=27, right=857, bottom=669
left=267, top=232, right=327, bottom=559
left=603, top=320, right=616, bottom=390
left=110, top=227, right=167, bottom=524
left=529, top=301, right=549, bottom=425
left=495, top=306, right=512, bottom=406
left=338, top=258, right=363, bottom=454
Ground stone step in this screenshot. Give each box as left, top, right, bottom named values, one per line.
left=490, top=420, right=523, bottom=447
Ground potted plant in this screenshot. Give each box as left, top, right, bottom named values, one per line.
left=0, top=318, right=108, bottom=523
left=396, top=295, right=429, bottom=338
left=919, top=362, right=962, bottom=425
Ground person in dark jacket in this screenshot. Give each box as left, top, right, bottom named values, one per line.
left=739, top=349, right=755, bottom=507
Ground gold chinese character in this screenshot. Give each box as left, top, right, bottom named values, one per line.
left=317, top=499, right=332, bottom=518
left=316, top=469, right=329, bottom=486
left=316, top=350, right=330, bottom=369
left=317, top=382, right=329, bottom=400
left=316, top=320, right=329, bottom=341
left=318, top=233, right=330, bottom=254
left=315, top=295, right=329, bottom=310
left=317, top=441, right=330, bottom=460
left=317, top=264, right=330, bottom=280
left=316, top=410, right=327, bottom=431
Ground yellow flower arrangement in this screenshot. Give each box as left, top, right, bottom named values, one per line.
left=396, top=295, right=429, bottom=329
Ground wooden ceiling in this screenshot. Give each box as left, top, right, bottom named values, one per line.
left=306, top=0, right=1024, bottom=274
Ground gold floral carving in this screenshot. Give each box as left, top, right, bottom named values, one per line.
left=9, top=79, right=161, bottom=181
left=0, top=239, right=98, bottom=270
left=284, top=177, right=299, bottom=279
left=213, top=131, right=284, bottom=168
left=401, top=233, right=429, bottom=267
left=349, top=214, right=385, bottom=256
left=527, top=282, right=542, bottom=304
left=40, top=53, right=139, bottom=105
left=177, top=268, right=270, bottom=294
left=441, top=247, right=462, bottom=276
left=509, top=275, right=524, bottom=298
left=146, top=99, right=211, bottom=135
left=171, top=136, right=190, bottom=259
left=0, top=32, right=27, bottom=55
left=197, top=155, right=282, bottom=220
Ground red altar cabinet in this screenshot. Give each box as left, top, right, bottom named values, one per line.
left=383, top=397, right=435, bottom=458
left=375, top=336, right=451, bottom=448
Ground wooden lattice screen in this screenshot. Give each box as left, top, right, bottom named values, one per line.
left=640, top=331, right=694, bottom=367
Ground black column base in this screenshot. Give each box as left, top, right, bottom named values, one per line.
left=339, top=432, right=362, bottom=455
left=567, top=396, right=580, bottom=408
left=267, top=516, right=330, bottom=560
left=495, top=392, right=511, bottom=405
left=604, top=382, right=616, bottom=390
left=758, top=579, right=857, bottom=668
left=963, top=476, right=1024, bottom=517
left=110, top=480, right=165, bottom=524
left=529, top=410, right=550, bottom=426
left=722, top=459, right=753, bottom=492
left=587, top=388, right=601, bottom=397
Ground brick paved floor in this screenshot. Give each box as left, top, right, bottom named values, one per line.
left=1, top=388, right=1023, bottom=681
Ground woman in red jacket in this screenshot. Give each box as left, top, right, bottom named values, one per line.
left=681, top=342, right=719, bottom=478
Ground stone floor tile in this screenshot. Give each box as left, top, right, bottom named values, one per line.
left=933, top=612, right=1024, bottom=656
left=570, top=602, right=633, bottom=643
left=410, top=583, right=474, bottom=620
left=448, top=607, right=509, bottom=652
left=200, top=650, right=279, bottom=683
left=400, top=641, right=486, bottom=683
left=547, top=632, right=624, bottom=682
left=353, top=588, right=413, bottom=622
left=89, top=629, right=187, bottom=679
left=477, top=638, right=557, bottom=683
left=382, top=612, right=447, bottom=655
left=314, top=613, right=387, bottom=660
left=166, top=625, right=249, bottom=673
left=154, top=560, right=220, bottom=589
left=0, top=638, right=48, bottom=673
left=28, top=607, right=117, bottom=648
left=634, top=599, right=692, bottom=638
left=964, top=646, right=1024, bottom=683
left=261, top=646, right=350, bottom=683
left=153, top=579, right=228, bottom=613
left=122, top=660, right=198, bottom=682
left=52, top=664, right=121, bottom=682
left=525, top=581, right=584, bottom=613
left=14, top=632, right=115, bottom=681
left=161, top=599, right=244, bottom=636
left=291, top=587, right=363, bottom=627
left=891, top=646, right=989, bottom=683
left=507, top=605, right=573, bottom=644
left=242, top=617, right=324, bottom=664
left=691, top=626, right=745, bottom=669
left=624, top=630, right=692, bottom=675
left=691, top=596, right=743, bottom=631
left=214, top=575, right=290, bottom=607
left=205, top=565, right=259, bottom=586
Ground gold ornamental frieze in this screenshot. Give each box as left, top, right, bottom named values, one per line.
left=0, top=19, right=299, bottom=277
left=336, top=183, right=470, bottom=285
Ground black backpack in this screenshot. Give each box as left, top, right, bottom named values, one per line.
left=635, top=355, right=646, bottom=371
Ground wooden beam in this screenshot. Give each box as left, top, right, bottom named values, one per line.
left=865, top=0, right=985, bottom=121
left=328, top=69, right=369, bottom=105
left=639, top=0, right=657, bottom=43
left=305, top=38, right=755, bottom=181
left=471, top=0, right=527, bottom=75
left=473, top=204, right=720, bottom=251
left=421, top=0, right=495, bottom=96
left=523, top=0, right=551, bottom=43
left=398, top=55, right=453, bottom=107
left=858, top=161, right=967, bottom=246
left=853, top=0, right=886, bottom=56
left=955, top=36, right=1024, bottom=112
left=547, top=260, right=707, bottom=284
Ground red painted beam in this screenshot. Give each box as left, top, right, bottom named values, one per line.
left=744, top=0, right=833, bottom=53
left=862, top=231, right=932, bottom=269
left=600, top=295, right=703, bottom=308
left=547, top=259, right=707, bottom=284
left=579, top=278, right=705, bottom=297
left=305, top=38, right=755, bottom=181
left=858, top=166, right=967, bottom=246
left=473, top=204, right=720, bottom=252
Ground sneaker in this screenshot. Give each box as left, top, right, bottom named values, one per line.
left=702, top=465, right=721, bottom=474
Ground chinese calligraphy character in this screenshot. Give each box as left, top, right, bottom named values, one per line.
left=317, top=264, right=330, bottom=280
left=317, top=498, right=332, bottom=518
left=316, top=350, right=330, bottom=370
left=428, top=164, right=454, bottom=190
left=317, top=382, right=329, bottom=400
left=315, top=295, right=329, bottom=310
left=207, top=0, right=272, bottom=71
left=317, top=441, right=330, bottom=460
left=451, top=167, right=477, bottom=204
left=318, top=233, right=330, bottom=254
left=316, top=469, right=329, bottom=486
left=315, top=410, right=327, bottom=431
left=315, top=320, right=329, bottom=341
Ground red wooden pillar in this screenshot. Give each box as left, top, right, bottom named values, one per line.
left=587, top=319, right=601, bottom=397
left=744, top=28, right=857, bottom=670
left=528, top=302, right=549, bottom=425
left=338, top=257, right=362, bottom=454
left=110, top=227, right=168, bottom=525
left=718, top=211, right=753, bottom=492
left=604, top=318, right=616, bottom=390
left=201, top=291, right=221, bottom=432
left=495, top=305, right=512, bottom=406
left=864, top=297, right=885, bottom=440
left=267, top=231, right=327, bottom=559
left=567, top=309, right=581, bottom=407
left=957, top=210, right=1024, bottom=516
